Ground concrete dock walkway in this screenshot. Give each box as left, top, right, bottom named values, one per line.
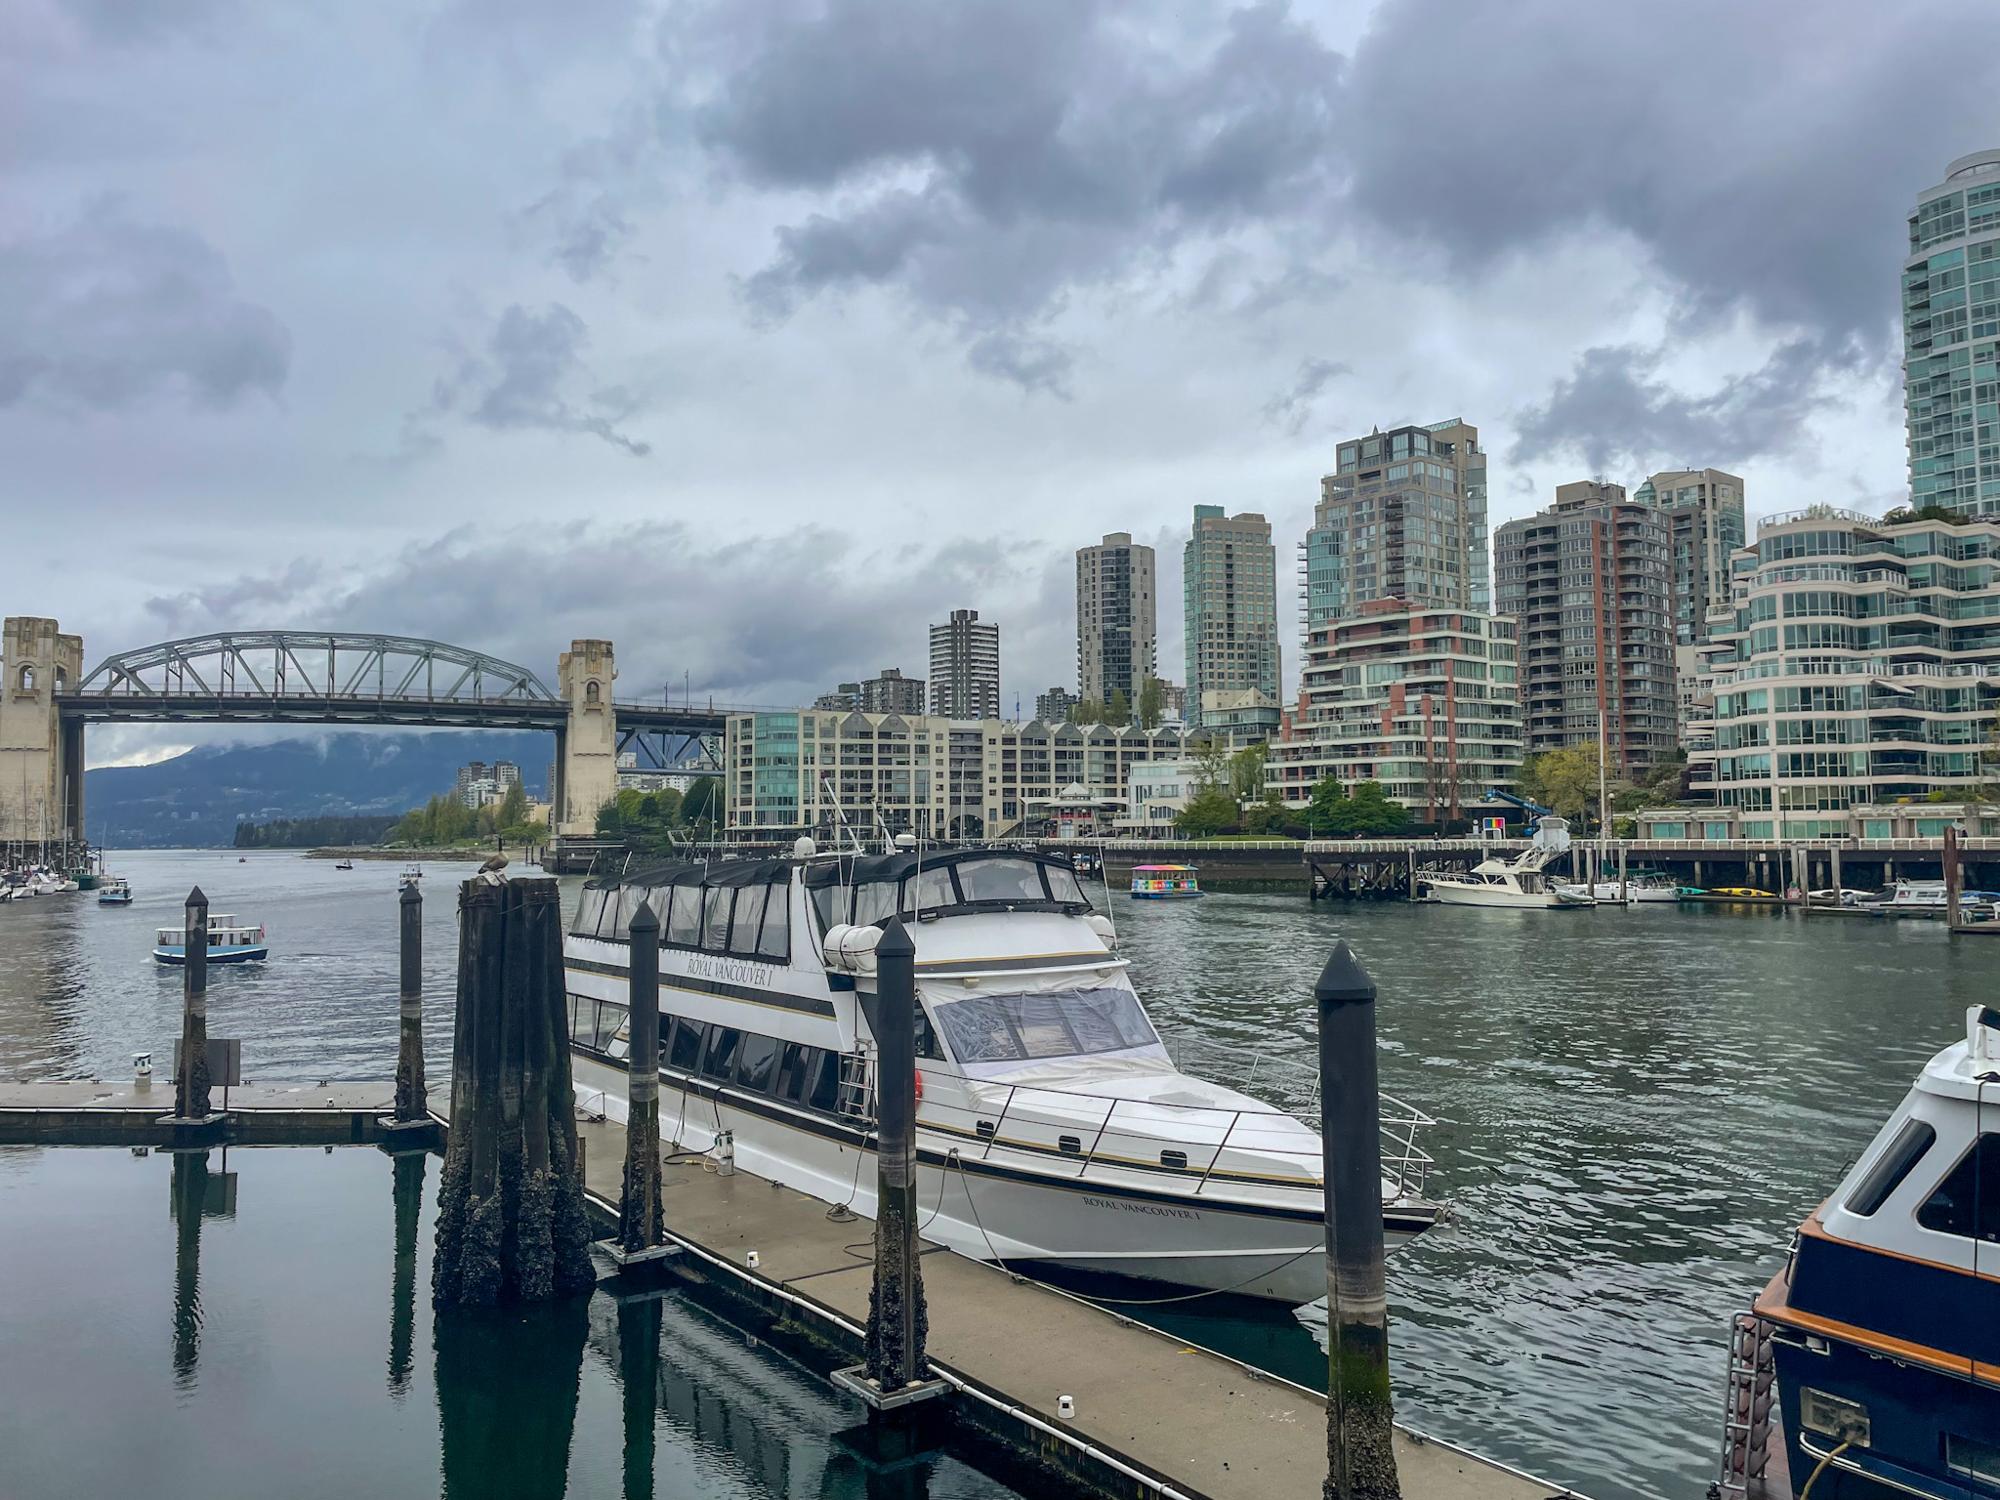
left=0, top=1078, right=1583, bottom=1500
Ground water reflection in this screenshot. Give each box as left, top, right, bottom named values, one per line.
left=436, top=1294, right=591, bottom=1500
left=168, top=1149, right=207, bottom=1389
left=388, top=1151, right=426, bottom=1400
left=616, top=1293, right=661, bottom=1500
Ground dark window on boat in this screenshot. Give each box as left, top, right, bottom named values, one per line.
left=735, top=1032, right=779, bottom=1092
left=667, top=1019, right=706, bottom=1073
left=806, top=1050, right=840, bottom=1114
left=809, top=883, right=844, bottom=935
left=1947, top=1431, right=2000, bottom=1486
left=1058, top=1135, right=1082, bottom=1155
left=774, top=1042, right=812, bottom=1102
left=700, top=889, right=734, bottom=951
left=1845, top=1118, right=1937, bottom=1216
left=1160, top=1149, right=1188, bottom=1171
left=566, top=993, right=584, bottom=1038
left=730, top=885, right=768, bottom=956
left=914, top=1006, right=942, bottom=1061
left=757, top=886, right=791, bottom=961
left=975, top=1120, right=996, bottom=1141
left=591, top=1001, right=627, bottom=1052
left=702, top=1027, right=742, bottom=1081
left=666, top=886, right=702, bottom=947
left=1916, top=1131, right=2000, bottom=1243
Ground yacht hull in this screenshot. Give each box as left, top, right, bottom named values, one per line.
left=573, top=1050, right=1429, bottom=1307
left=1423, top=882, right=1590, bottom=909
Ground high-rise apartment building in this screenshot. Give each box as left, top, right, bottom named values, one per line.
left=1075, top=533, right=1156, bottom=706
left=1266, top=602, right=1521, bottom=817
left=1304, top=419, right=1487, bottom=625
left=1634, top=468, right=1747, bottom=644
left=1035, top=685, right=1079, bottom=723
left=1494, top=480, right=1676, bottom=774
left=1695, top=508, right=2000, bottom=834
left=928, top=609, right=1000, bottom=719
left=1183, top=507, right=1279, bottom=734
left=455, top=759, right=520, bottom=807
left=1904, top=149, right=2000, bottom=517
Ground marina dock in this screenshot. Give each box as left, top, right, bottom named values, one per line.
left=0, top=1077, right=1579, bottom=1500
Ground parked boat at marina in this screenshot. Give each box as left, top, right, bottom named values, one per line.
left=1679, top=886, right=1784, bottom=905
left=564, top=845, right=1443, bottom=1306
left=398, top=864, right=421, bottom=889
left=1864, top=878, right=2000, bottom=917
left=1552, top=871, right=1681, bottom=904
left=1744, top=1005, right=2000, bottom=1498
left=1129, top=863, right=1201, bottom=899
left=1422, top=817, right=1592, bottom=908
left=97, top=876, right=132, bottom=905
left=153, top=914, right=268, bottom=965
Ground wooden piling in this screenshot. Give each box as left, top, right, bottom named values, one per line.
left=432, top=876, right=595, bottom=1309
left=174, top=887, right=211, bottom=1120
left=1945, top=825, right=1963, bottom=933
left=394, top=881, right=426, bottom=1122
left=865, top=915, right=929, bottom=1391
left=1316, top=942, right=1400, bottom=1500
left=619, top=900, right=664, bottom=1254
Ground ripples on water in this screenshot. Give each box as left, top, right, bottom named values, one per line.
left=1, top=852, right=1990, bottom=1500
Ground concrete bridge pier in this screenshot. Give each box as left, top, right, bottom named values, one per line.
left=0, top=617, right=85, bottom=846
left=556, top=639, right=616, bottom=837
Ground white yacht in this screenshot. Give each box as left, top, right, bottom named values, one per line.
left=565, top=844, right=1443, bottom=1307
left=1421, top=818, right=1593, bottom=909
left=1552, top=871, right=1682, bottom=904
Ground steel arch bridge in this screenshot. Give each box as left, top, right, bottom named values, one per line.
left=61, top=631, right=568, bottom=727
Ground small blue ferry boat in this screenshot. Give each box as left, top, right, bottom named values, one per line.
left=153, top=914, right=268, bottom=965
left=1129, top=863, right=1201, bottom=899
left=97, top=876, right=132, bottom=906
left=1749, top=1004, right=2000, bottom=1497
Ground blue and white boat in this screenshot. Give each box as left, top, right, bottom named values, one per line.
left=98, top=876, right=132, bottom=906
left=1748, top=1004, right=2000, bottom=1497
left=153, top=914, right=268, bottom=965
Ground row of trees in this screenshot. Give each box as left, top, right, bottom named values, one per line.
left=1066, top=676, right=1170, bottom=730
left=1170, top=737, right=1412, bottom=838
left=593, top=780, right=722, bottom=858
left=233, top=814, right=399, bottom=848
left=1514, top=745, right=1688, bottom=836
left=389, top=783, right=546, bottom=847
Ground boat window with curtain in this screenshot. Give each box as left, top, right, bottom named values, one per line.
left=700, top=888, right=734, bottom=951
left=729, top=885, right=768, bottom=956
left=667, top=885, right=701, bottom=946
left=756, top=886, right=790, bottom=960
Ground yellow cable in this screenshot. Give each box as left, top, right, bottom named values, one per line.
left=1797, top=1439, right=1850, bottom=1500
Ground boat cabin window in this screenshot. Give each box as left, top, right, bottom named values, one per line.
left=702, top=1026, right=742, bottom=1081
left=756, top=890, right=789, bottom=960
left=1845, top=1118, right=1937, bottom=1216
left=667, top=886, right=702, bottom=946
left=731, top=886, right=768, bottom=953
left=808, top=1052, right=841, bottom=1113
left=1916, top=1131, right=2000, bottom=1243
left=774, top=1042, right=813, bottom=1102
left=931, top=987, right=1158, bottom=1064
left=700, top=889, right=733, bottom=950
left=667, top=1018, right=706, bottom=1072
left=956, top=858, right=1047, bottom=904
left=735, top=1032, right=779, bottom=1092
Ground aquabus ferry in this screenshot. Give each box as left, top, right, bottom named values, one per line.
left=565, top=843, right=1442, bottom=1306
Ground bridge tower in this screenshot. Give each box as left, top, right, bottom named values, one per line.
left=556, top=639, right=617, bottom=836
left=0, top=617, right=85, bottom=847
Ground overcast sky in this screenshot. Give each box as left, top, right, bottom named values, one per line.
left=6, top=0, right=1998, bottom=765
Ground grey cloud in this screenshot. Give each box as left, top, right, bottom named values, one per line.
left=681, top=1, right=1342, bottom=374
left=0, top=197, right=289, bottom=412
left=142, top=558, right=327, bottom=637
left=965, top=331, right=1075, bottom=400
left=1344, top=0, right=2000, bottom=349
left=1510, top=339, right=1861, bottom=475
left=427, top=303, right=651, bottom=456
left=54, top=0, right=235, bottom=46
left=1261, top=356, right=1350, bottom=434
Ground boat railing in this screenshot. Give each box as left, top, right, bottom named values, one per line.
left=906, top=1045, right=1437, bottom=1202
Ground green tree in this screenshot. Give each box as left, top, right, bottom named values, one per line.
left=1305, top=775, right=1349, bottom=836
left=1227, top=741, right=1269, bottom=801
left=1190, top=735, right=1232, bottom=791
left=1104, top=688, right=1132, bottom=727
left=1339, top=780, right=1409, bottom=835
left=1516, top=743, right=1607, bottom=832
left=1242, top=787, right=1291, bottom=834
left=1068, top=698, right=1105, bottom=726
left=681, top=776, right=721, bottom=829
left=1175, top=784, right=1240, bottom=837
left=1135, top=676, right=1166, bottom=731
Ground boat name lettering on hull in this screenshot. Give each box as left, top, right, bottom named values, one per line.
left=1082, top=1195, right=1200, bottom=1221
left=686, top=954, right=779, bottom=988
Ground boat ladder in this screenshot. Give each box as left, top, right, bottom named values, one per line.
left=1713, top=1310, right=1776, bottom=1498
left=836, top=1047, right=876, bottom=1124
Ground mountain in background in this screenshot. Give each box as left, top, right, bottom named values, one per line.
left=85, top=731, right=556, bottom=848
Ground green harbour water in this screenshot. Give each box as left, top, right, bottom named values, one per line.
left=2, top=848, right=1992, bottom=1500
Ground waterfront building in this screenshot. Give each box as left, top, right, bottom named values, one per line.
left=456, top=759, right=521, bottom=808
left=1634, top=468, right=1746, bottom=644
left=1696, top=508, right=2000, bottom=836
left=1265, top=600, right=1523, bottom=819
left=1904, top=149, right=2000, bottom=516
left=928, top=609, right=1000, bottom=720
left=1495, top=480, right=1677, bottom=775
left=814, top=683, right=861, bottom=711
left=815, top=669, right=927, bottom=715
left=1184, top=507, right=1280, bottom=733
left=1305, top=419, right=1489, bottom=626
left=1197, top=688, right=1280, bottom=749
left=1157, top=680, right=1187, bottom=723
left=1075, top=533, right=1156, bottom=706
left=1035, top=685, right=1079, bottom=723
left=725, top=710, right=1194, bottom=839
left=1122, top=760, right=1199, bottom=832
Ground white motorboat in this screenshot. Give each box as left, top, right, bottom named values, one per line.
left=565, top=844, right=1444, bottom=1307
left=1552, top=872, right=1682, bottom=904
left=1422, top=817, right=1593, bottom=909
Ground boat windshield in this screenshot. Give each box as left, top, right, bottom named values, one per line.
left=929, top=986, right=1159, bottom=1064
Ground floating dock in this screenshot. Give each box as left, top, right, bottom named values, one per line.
left=0, top=1077, right=1581, bottom=1500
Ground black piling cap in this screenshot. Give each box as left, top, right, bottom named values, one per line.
left=628, top=898, right=660, bottom=937
left=186, top=884, right=208, bottom=910
left=876, top=914, right=915, bottom=960
left=400, top=880, right=422, bottom=906
left=1314, top=940, right=1377, bottom=1006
